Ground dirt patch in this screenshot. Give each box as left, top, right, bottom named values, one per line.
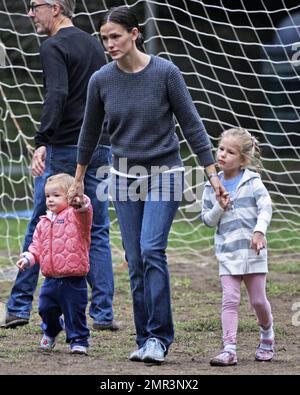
left=0, top=256, right=299, bottom=375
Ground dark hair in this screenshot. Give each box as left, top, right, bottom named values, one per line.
left=99, top=6, right=146, bottom=53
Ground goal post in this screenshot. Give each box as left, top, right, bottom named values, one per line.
left=0, top=0, right=300, bottom=267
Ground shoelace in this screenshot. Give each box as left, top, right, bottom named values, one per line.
left=146, top=338, right=166, bottom=353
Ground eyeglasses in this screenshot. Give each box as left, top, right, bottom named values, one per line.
left=28, top=3, right=51, bottom=13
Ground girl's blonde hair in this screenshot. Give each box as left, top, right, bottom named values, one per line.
left=45, top=173, right=75, bottom=195
left=219, top=127, right=262, bottom=172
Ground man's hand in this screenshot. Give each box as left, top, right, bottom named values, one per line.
left=31, top=146, right=46, bottom=176
left=250, top=231, right=267, bottom=255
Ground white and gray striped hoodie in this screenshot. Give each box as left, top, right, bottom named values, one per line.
left=201, top=169, right=272, bottom=276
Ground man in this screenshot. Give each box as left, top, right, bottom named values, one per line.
left=2, top=0, right=118, bottom=331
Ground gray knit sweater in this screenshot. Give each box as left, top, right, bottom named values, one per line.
left=77, top=55, right=214, bottom=172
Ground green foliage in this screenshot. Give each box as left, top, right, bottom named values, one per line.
left=266, top=280, right=300, bottom=297
left=269, top=262, right=300, bottom=274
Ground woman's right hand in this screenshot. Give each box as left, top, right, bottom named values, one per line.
left=68, top=180, right=85, bottom=207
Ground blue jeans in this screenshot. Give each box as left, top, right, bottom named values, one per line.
left=112, top=172, right=183, bottom=351
left=39, top=277, right=89, bottom=347
left=7, top=145, right=114, bottom=325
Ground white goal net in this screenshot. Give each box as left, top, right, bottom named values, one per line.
left=1, top=0, right=300, bottom=270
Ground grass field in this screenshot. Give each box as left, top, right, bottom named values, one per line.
left=1, top=215, right=300, bottom=266
left=0, top=217, right=300, bottom=375
left=0, top=256, right=300, bottom=375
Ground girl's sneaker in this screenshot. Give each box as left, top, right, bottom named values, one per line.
left=210, top=350, right=237, bottom=366
left=255, top=339, right=274, bottom=361
left=40, top=334, right=56, bottom=350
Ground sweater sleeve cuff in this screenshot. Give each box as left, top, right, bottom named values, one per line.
left=202, top=200, right=225, bottom=227
left=34, top=134, right=48, bottom=149
left=210, top=201, right=225, bottom=218
left=21, top=252, right=36, bottom=267
left=196, top=148, right=215, bottom=167
left=77, top=148, right=94, bottom=166
left=254, top=220, right=268, bottom=236
left=75, top=195, right=91, bottom=212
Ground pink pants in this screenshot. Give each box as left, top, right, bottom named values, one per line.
left=221, top=274, right=273, bottom=346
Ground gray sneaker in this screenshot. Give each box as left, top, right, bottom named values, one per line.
left=0, top=313, right=29, bottom=329
left=129, top=347, right=145, bottom=362
left=142, top=338, right=166, bottom=364
left=92, top=320, right=119, bottom=331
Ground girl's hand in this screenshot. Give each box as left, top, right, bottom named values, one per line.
left=250, top=231, right=267, bottom=255
left=217, top=191, right=230, bottom=210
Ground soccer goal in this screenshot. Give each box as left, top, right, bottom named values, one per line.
left=1, top=0, right=300, bottom=269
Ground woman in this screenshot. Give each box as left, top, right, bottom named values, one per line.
left=69, top=6, right=224, bottom=364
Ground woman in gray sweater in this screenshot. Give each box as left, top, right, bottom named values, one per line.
left=69, top=6, right=224, bottom=364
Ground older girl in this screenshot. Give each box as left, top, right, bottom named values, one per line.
left=202, top=128, right=275, bottom=366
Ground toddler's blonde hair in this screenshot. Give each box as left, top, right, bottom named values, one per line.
left=45, top=173, right=75, bottom=195
left=219, top=127, right=262, bottom=172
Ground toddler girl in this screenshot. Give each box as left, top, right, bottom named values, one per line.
left=17, top=173, right=92, bottom=355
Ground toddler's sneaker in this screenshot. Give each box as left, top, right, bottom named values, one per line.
left=142, top=338, right=166, bottom=364
left=255, top=338, right=274, bottom=362
left=210, top=350, right=237, bottom=366
left=40, top=334, right=56, bottom=351
left=71, top=345, right=88, bottom=355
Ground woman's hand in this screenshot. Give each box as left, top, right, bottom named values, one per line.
left=205, top=164, right=226, bottom=199
left=68, top=180, right=85, bottom=207
left=217, top=191, right=230, bottom=210
left=68, top=164, right=88, bottom=207
left=209, top=175, right=226, bottom=199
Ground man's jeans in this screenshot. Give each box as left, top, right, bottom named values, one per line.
left=112, top=171, right=184, bottom=351
left=7, top=145, right=114, bottom=325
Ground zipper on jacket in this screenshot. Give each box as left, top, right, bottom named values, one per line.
left=230, top=178, right=250, bottom=273
left=50, top=221, right=54, bottom=274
